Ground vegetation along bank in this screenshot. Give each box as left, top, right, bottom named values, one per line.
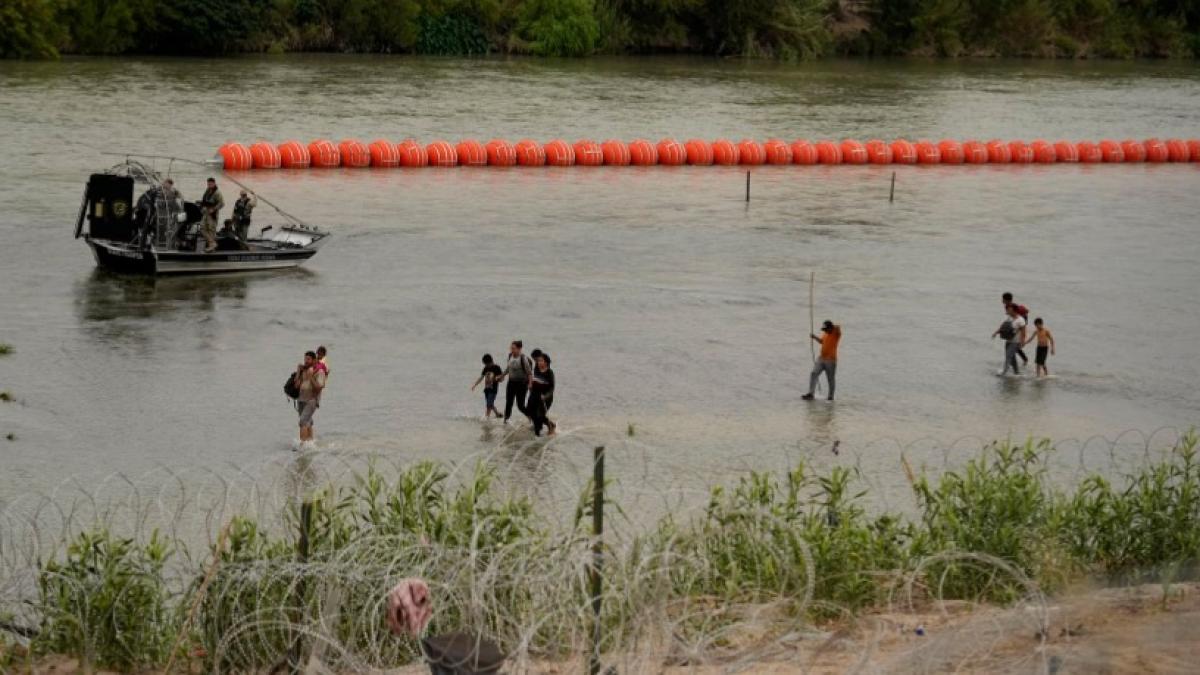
left=4, top=0, right=1200, bottom=60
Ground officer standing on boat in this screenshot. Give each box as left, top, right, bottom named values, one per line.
left=199, top=177, right=224, bottom=252
left=232, top=189, right=257, bottom=240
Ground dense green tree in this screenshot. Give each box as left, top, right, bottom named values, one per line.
left=58, top=0, right=151, bottom=55
left=516, top=0, right=600, bottom=55
left=0, top=0, right=61, bottom=59
left=146, top=0, right=266, bottom=54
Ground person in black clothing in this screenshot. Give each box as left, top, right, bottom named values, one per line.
left=528, top=352, right=556, bottom=437
left=471, top=354, right=504, bottom=419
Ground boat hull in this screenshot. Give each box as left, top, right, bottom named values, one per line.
left=87, top=238, right=317, bottom=275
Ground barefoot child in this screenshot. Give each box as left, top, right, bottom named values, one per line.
left=1023, top=318, right=1056, bottom=377
left=472, top=354, right=504, bottom=418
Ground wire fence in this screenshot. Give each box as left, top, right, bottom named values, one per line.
left=1, top=425, right=1196, bottom=673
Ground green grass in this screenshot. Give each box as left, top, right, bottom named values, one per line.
left=0, top=343, right=13, bottom=356
left=18, top=433, right=1200, bottom=671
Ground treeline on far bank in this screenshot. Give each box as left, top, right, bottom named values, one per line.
left=4, top=0, right=1200, bottom=60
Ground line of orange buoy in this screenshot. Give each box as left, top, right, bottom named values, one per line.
left=218, top=138, right=1200, bottom=170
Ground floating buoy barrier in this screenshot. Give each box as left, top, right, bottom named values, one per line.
left=368, top=139, right=399, bottom=168
left=764, top=139, right=792, bottom=165
left=218, top=138, right=1200, bottom=169
left=937, top=140, right=963, bottom=165
left=684, top=139, right=711, bottom=166
left=791, top=140, right=818, bottom=165
left=397, top=139, right=428, bottom=167
left=574, top=140, right=604, bottom=166
left=865, top=139, right=892, bottom=165
left=601, top=139, right=630, bottom=166
left=308, top=140, right=339, bottom=168
left=515, top=139, right=545, bottom=166
left=218, top=142, right=252, bottom=171
left=486, top=139, right=517, bottom=166
left=890, top=140, right=917, bottom=165
left=544, top=139, right=574, bottom=166
left=427, top=140, right=457, bottom=167
left=915, top=141, right=939, bottom=164
left=815, top=141, right=842, bottom=164
left=456, top=139, right=487, bottom=167
left=338, top=139, right=370, bottom=168
left=629, top=139, right=657, bottom=166
left=278, top=140, right=310, bottom=168
left=249, top=141, right=280, bottom=169
left=657, top=138, right=686, bottom=166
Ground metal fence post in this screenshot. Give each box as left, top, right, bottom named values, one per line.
left=589, top=446, right=605, bottom=675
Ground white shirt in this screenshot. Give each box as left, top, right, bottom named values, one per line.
left=1008, top=315, right=1026, bottom=343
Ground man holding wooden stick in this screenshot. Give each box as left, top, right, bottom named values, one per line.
left=803, top=320, right=841, bottom=401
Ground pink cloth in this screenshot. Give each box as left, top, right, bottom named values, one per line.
left=386, top=577, right=432, bottom=638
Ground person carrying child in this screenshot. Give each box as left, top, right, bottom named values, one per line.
left=1023, top=318, right=1056, bottom=378
left=471, top=354, right=504, bottom=419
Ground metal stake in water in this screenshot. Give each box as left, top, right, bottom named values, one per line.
left=890, top=171, right=896, bottom=203
left=745, top=171, right=751, bottom=202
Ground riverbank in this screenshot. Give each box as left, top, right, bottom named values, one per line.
left=1, top=436, right=1197, bottom=672
left=5, top=0, right=1199, bottom=60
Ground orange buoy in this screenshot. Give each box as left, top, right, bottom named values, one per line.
left=1030, top=140, right=1057, bottom=164
left=1008, top=141, right=1033, bottom=164
left=308, top=140, right=340, bottom=168
left=278, top=140, right=310, bottom=169
left=397, top=139, right=428, bottom=167
left=218, top=142, right=252, bottom=171
left=629, top=139, right=657, bottom=166
left=515, top=139, right=545, bottom=166
left=791, top=140, right=818, bottom=165
left=601, top=139, right=630, bottom=166
left=684, top=139, right=712, bottom=165
left=738, top=139, right=765, bottom=165
left=712, top=139, right=739, bottom=165
left=865, top=139, right=892, bottom=164
left=890, top=139, right=917, bottom=164
left=763, top=139, right=792, bottom=165
left=985, top=140, right=1011, bottom=164
left=841, top=139, right=867, bottom=165
left=456, top=139, right=486, bottom=166
left=573, top=139, right=604, bottom=166
left=426, top=140, right=458, bottom=167
left=1143, top=138, right=1168, bottom=163
left=657, top=138, right=686, bottom=166
left=337, top=139, right=370, bottom=168
left=815, top=141, right=843, bottom=164
left=249, top=142, right=280, bottom=169
left=544, top=139, right=575, bottom=166
left=485, top=139, right=517, bottom=166
left=1053, top=141, right=1079, bottom=163
left=1165, top=139, right=1190, bottom=162
left=1099, top=140, right=1124, bottom=163
left=962, top=140, right=988, bottom=164
left=368, top=139, right=399, bottom=167
left=937, top=140, right=963, bottom=164
left=1119, top=139, right=1145, bottom=162
left=1075, top=141, right=1101, bottom=163
left=914, top=141, right=940, bottom=164
left=1187, top=139, right=1200, bottom=162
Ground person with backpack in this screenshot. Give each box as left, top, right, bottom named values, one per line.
left=992, top=304, right=1026, bottom=376
left=498, top=340, right=534, bottom=424
left=1001, top=292, right=1031, bottom=366
left=292, top=350, right=327, bottom=447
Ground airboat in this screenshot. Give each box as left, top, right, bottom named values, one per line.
left=75, top=156, right=329, bottom=275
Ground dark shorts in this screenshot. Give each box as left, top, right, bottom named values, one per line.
left=1035, top=346, right=1049, bottom=365
left=484, top=387, right=497, bottom=408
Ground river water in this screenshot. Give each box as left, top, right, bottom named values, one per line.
left=1, top=56, right=1198, bottom=503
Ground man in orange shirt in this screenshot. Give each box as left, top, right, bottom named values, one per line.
left=802, top=320, right=841, bottom=401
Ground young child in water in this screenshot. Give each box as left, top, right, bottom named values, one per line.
left=1023, top=318, right=1056, bottom=378
left=471, top=354, right=504, bottom=418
